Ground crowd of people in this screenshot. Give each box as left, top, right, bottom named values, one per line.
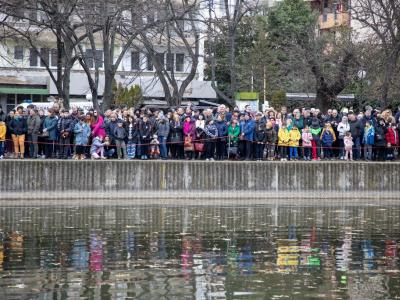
left=0, top=102, right=399, bottom=162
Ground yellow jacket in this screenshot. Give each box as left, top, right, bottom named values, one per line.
left=289, top=128, right=301, bottom=147
left=278, top=128, right=290, bottom=146
left=0, top=123, right=6, bottom=141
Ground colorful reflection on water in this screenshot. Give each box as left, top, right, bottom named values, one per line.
left=0, top=204, right=400, bottom=299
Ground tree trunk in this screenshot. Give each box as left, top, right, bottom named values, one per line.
left=315, top=88, right=332, bottom=113
left=228, top=28, right=237, bottom=99
left=380, top=51, right=398, bottom=109
left=102, top=69, right=115, bottom=111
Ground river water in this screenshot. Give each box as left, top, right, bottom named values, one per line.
left=0, top=203, right=400, bottom=299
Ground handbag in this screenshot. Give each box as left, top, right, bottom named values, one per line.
left=184, top=136, right=194, bottom=151
left=41, top=131, right=49, bottom=138
left=194, top=143, right=205, bottom=152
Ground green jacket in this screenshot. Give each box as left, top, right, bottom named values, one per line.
left=228, top=125, right=240, bottom=143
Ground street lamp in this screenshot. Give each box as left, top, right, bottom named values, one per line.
left=358, top=69, right=366, bottom=105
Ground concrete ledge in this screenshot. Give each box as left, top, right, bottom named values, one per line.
left=0, top=160, right=399, bottom=198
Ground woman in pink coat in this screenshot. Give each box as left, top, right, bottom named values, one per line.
left=91, top=110, right=106, bottom=138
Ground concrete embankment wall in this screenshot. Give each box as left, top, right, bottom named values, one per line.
left=0, top=161, right=399, bottom=196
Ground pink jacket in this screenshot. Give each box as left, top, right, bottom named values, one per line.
left=91, top=115, right=106, bottom=138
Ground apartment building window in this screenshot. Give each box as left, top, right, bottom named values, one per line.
left=85, top=49, right=103, bottom=68
left=131, top=51, right=140, bottom=70
left=29, top=48, right=38, bottom=66
left=166, top=53, right=174, bottom=71
left=14, top=46, right=23, bottom=60
left=40, top=48, right=49, bottom=67
left=175, top=53, right=184, bottom=72
left=51, top=48, right=58, bottom=67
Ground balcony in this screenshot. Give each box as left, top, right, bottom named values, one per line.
left=319, top=12, right=350, bottom=30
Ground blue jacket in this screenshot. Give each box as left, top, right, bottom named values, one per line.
left=215, top=120, right=227, bottom=138
left=43, top=116, right=59, bottom=141
left=74, top=122, right=91, bottom=145
left=363, top=126, right=375, bottom=145
left=243, top=119, right=255, bottom=141
left=321, top=130, right=334, bottom=146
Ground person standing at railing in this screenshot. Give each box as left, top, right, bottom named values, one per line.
left=242, top=113, right=255, bottom=161
left=215, top=114, right=228, bottom=160
left=9, top=111, right=27, bottom=159
left=204, top=120, right=218, bottom=161
left=27, top=109, right=41, bottom=159
left=0, top=120, right=6, bottom=159
left=42, top=109, right=59, bottom=159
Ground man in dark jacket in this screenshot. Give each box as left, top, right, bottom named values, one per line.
left=156, top=117, right=170, bottom=159
left=57, top=109, right=74, bottom=159
left=253, top=112, right=267, bottom=161
left=348, top=113, right=363, bottom=160
left=139, top=115, right=153, bottom=159
left=27, top=109, right=41, bottom=158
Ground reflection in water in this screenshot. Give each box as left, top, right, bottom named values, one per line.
left=0, top=204, right=400, bottom=299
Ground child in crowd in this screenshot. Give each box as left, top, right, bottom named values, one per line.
left=386, top=122, right=399, bottom=160
left=74, top=116, right=91, bottom=160
left=310, top=118, right=322, bottom=160
left=302, top=125, right=313, bottom=161
left=114, top=120, right=127, bottom=159
left=0, top=120, right=6, bottom=159
left=150, top=134, right=160, bottom=159
left=363, top=121, right=374, bottom=161
left=265, top=121, right=277, bottom=160
left=321, top=122, right=336, bottom=160
left=344, top=132, right=354, bottom=161
left=103, top=136, right=115, bottom=159
left=90, top=136, right=107, bottom=159
left=288, top=125, right=301, bottom=160
left=278, top=123, right=290, bottom=161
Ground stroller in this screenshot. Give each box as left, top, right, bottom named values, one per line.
left=227, top=135, right=238, bottom=159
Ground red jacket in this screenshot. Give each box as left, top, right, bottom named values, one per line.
left=385, top=127, right=399, bottom=145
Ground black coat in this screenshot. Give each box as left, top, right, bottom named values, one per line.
left=139, top=121, right=152, bottom=141
left=349, top=119, right=363, bottom=138
left=374, top=124, right=387, bottom=146
left=9, top=117, right=27, bottom=135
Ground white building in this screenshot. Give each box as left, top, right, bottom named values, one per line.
left=0, top=7, right=215, bottom=112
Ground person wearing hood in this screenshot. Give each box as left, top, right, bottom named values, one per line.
left=320, top=122, right=336, bottom=159
left=337, top=116, right=350, bottom=160
left=74, top=116, right=91, bottom=160
left=278, top=123, right=290, bottom=161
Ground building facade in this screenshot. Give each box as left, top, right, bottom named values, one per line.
left=0, top=7, right=215, bottom=112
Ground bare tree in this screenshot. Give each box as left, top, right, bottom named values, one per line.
left=0, top=0, right=96, bottom=109
left=136, top=0, right=201, bottom=107
left=205, top=0, right=258, bottom=107
left=352, top=0, right=400, bottom=107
